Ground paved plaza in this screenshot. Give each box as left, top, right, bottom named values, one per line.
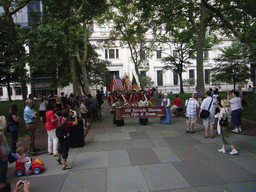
left=6, top=103, right=256, bottom=192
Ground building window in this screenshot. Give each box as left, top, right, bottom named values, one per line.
left=173, top=50, right=178, bottom=57
left=157, top=70, right=163, bottom=86
left=189, top=70, right=194, bottom=79
left=173, top=72, right=178, bottom=85
left=204, top=50, right=209, bottom=59
left=109, top=49, right=115, bottom=58
left=140, top=71, right=146, bottom=77
left=205, top=69, right=210, bottom=84
left=15, top=87, right=22, bottom=95
left=101, top=27, right=106, bottom=33
left=0, top=87, right=2, bottom=96
left=105, top=49, right=119, bottom=59
left=156, top=49, right=162, bottom=59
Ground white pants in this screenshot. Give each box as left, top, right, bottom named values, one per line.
left=47, top=129, right=58, bottom=154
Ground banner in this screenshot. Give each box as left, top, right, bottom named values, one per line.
left=116, top=107, right=165, bottom=120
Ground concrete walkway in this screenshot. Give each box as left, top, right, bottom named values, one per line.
left=6, top=102, right=256, bottom=192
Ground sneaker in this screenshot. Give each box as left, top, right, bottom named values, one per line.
left=238, top=128, right=242, bottom=132
left=230, top=149, right=238, bottom=155
left=232, top=128, right=239, bottom=133
left=190, top=130, right=195, bottom=134
left=186, top=130, right=190, bottom=133
left=218, top=148, right=226, bottom=153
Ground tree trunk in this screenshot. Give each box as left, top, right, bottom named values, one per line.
left=179, top=72, right=184, bottom=94
left=134, top=64, right=142, bottom=89
left=69, top=53, right=80, bottom=93
left=7, top=76, right=12, bottom=101
left=196, top=3, right=207, bottom=95
left=77, top=24, right=90, bottom=94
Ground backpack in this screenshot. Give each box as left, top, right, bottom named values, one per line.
left=56, top=117, right=69, bottom=139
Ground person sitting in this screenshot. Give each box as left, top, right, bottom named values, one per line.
left=16, top=148, right=31, bottom=175
left=171, top=95, right=182, bottom=116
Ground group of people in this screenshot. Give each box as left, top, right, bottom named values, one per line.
left=185, top=87, right=242, bottom=155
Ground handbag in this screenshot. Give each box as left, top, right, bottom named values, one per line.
left=219, top=109, right=229, bottom=126
left=200, top=98, right=213, bottom=118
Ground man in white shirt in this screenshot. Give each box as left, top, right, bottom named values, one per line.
left=185, top=93, right=200, bottom=133
left=199, top=91, right=217, bottom=138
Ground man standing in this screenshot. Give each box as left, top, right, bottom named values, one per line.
left=185, top=93, right=200, bottom=133
left=24, top=99, right=38, bottom=155
left=171, top=95, right=182, bottom=116
left=199, top=91, right=217, bottom=138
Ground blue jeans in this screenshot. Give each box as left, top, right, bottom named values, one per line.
left=11, top=130, right=19, bottom=153
left=231, top=108, right=242, bottom=126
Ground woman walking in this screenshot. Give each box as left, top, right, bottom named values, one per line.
left=8, top=104, right=20, bottom=153
left=216, top=99, right=238, bottom=155
left=45, top=102, right=58, bottom=156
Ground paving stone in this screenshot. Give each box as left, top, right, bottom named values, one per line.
left=18, top=174, right=67, bottom=192
left=152, top=147, right=181, bottom=163
left=62, top=168, right=106, bottom=192
left=103, top=140, right=132, bottom=151
left=202, top=158, right=256, bottom=183
left=107, top=166, right=149, bottom=192
left=130, top=139, right=155, bottom=148
left=129, top=131, right=150, bottom=139
left=145, top=130, right=164, bottom=138
left=225, top=181, right=256, bottom=192
left=230, top=156, right=256, bottom=175
left=163, top=136, right=201, bottom=146
left=160, top=130, right=182, bottom=137
left=111, top=133, right=132, bottom=140
left=169, top=145, right=209, bottom=161
left=93, top=133, right=112, bottom=141
left=196, top=185, right=231, bottom=192
left=121, top=127, right=137, bottom=132
left=73, top=151, right=109, bottom=169
left=150, top=138, right=170, bottom=147
left=232, top=140, right=256, bottom=154
left=127, top=148, right=161, bottom=165
left=141, top=163, right=190, bottom=191
left=109, top=150, right=131, bottom=167
left=79, top=141, right=103, bottom=152
left=105, top=128, right=122, bottom=134
left=172, top=161, right=226, bottom=187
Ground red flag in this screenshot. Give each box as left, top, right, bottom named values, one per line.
left=110, top=75, right=114, bottom=91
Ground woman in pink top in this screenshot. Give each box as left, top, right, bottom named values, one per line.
left=45, top=102, right=58, bottom=156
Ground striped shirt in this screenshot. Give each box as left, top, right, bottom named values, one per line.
left=185, top=98, right=199, bottom=117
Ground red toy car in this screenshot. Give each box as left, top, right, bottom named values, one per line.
left=14, top=157, right=44, bottom=177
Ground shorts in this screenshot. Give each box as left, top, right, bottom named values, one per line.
left=81, top=113, right=87, bottom=119
left=203, top=116, right=215, bottom=127
left=171, top=105, right=180, bottom=110
left=186, top=116, right=197, bottom=124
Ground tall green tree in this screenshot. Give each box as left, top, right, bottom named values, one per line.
left=0, top=0, right=31, bottom=102
left=28, top=0, right=110, bottom=94
left=211, top=42, right=250, bottom=90
left=98, top=0, right=156, bottom=89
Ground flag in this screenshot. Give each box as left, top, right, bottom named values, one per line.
left=113, top=75, right=123, bottom=90
left=122, top=73, right=128, bottom=90
left=132, top=73, right=140, bottom=90
left=110, top=74, right=114, bottom=91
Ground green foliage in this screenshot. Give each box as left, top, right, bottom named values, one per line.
left=211, top=42, right=251, bottom=89
left=141, top=76, right=154, bottom=89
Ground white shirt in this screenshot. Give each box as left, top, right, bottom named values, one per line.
left=185, top=98, right=199, bottom=117
left=219, top=108, right=231, bottom=122
left=230, top=97, right=242, bottom=111
left=201, top=96, right=217, bottom=117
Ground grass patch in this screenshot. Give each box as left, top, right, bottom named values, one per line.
left=0, top=100, right=41, bottom=143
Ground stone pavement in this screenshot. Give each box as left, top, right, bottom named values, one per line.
left=6, top=102, right=256, bottom=192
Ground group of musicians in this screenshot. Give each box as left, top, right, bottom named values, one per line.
left=108, top=90, right=153, bottom=126
left=107, top=90, right=152, bottom=108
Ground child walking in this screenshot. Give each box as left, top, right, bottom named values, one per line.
left=216, top=99, right=238, bottom=155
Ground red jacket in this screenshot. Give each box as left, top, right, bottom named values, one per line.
left=173, top=97, right=182, bottom=107
left=45, top=110, right=58, bottom=131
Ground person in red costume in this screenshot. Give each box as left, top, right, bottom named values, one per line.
left=171, top=94, right=182, bottom=116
